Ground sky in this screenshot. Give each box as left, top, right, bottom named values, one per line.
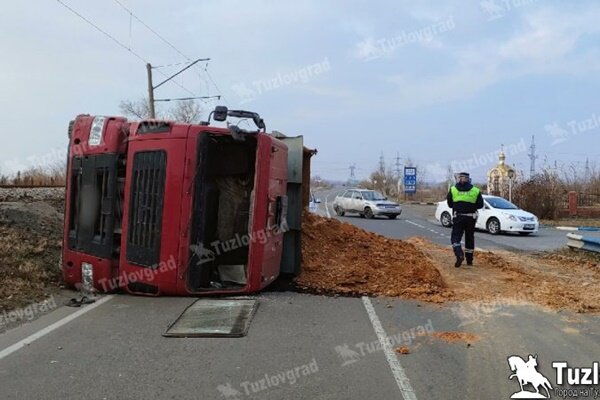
left=2, top=0, right=600, bottom=183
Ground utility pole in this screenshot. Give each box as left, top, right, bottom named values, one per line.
left=379, top=152, right=385, bottom=174
left=146, top=63, right=156, bottom=118
left=395, top=153, right=402, bottom=196
left=585, top=157, right=590, bottom=182
left=528, top=135, right=538, bottom=178
left=146, top=58, right=213, bottom=119
left=348, top=163, right=356, bottom=185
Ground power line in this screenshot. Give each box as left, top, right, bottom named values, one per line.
left=54, top=0, right=197, bottom=96
left=113, top=0, right=189, bottom=61
left=55, top=0, right=148, bottom=64
left=111, top=0, right=225, bottom=103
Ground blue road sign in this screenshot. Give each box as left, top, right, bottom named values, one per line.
left=404, top=167, right=417, bottom=193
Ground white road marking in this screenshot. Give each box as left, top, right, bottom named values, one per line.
left=362, top=297, right=418, bottom=400
left=324, top=193, right=332, bottom=218
left=0, top=295, right=114, bottom=361
left=404, top=220, right=425, bottom=229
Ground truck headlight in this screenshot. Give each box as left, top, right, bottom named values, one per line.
left=81, top=262, right=94, bottom=291
left=88, top=116, right=106, bottom=146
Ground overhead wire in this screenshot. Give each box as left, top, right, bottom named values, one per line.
left=111, top=0, right=225, bottom=104
left=54, top=0, right=197, bottom=96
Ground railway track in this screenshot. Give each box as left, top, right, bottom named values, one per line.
left=0, top=185, right=65, bottom=189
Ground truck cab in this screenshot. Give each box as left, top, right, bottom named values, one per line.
left=62, top=108, right=296, bottom=296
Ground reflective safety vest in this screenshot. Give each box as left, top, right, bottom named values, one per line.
left=450, top=186, right=480, bottom=203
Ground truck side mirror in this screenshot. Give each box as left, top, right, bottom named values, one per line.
left=213, top=106, right=228, bottom=122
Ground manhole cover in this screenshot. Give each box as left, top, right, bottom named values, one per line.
left=163, top=298, right=258, bottom=338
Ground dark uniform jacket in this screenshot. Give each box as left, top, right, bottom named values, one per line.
left=446, top=182, right=484, bottom=214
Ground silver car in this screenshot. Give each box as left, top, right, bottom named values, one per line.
left=333, top=189, right=402, bottom=219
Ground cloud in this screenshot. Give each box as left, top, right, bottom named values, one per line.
left=382, top=4, right=600, bottom=110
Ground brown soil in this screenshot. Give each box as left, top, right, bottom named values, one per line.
left=0, top=202, right=63, bottom=312
left=429, top=332, right=480, bottom=344
left=297, top=214, right=600, bottom=313
left=296, top=213, right=448, bottom=300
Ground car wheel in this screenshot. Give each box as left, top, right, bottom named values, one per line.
left=359, top=213, right=365, bottom=218
left=364, top=207, right=374, bottom=219
left=387, top=214, right=398, bottom=219
left=487, top=218, right=501, bottom=235
left=519, top=232, right=531, bottom=236
left=335, top=206, right=345, bottom=217
left=440, top=212, right=452, bottom=227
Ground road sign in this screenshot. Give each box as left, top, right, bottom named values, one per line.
left=404, top=167, right=417, bottom=193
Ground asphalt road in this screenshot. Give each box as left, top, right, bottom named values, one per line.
left=315, top=188, right=575, bottom=252
left=1, top=188, right=599, bottom=400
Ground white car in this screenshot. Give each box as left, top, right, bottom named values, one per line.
left=434, top=195, right=539, bottom=235
left=333, top=189, right=402, bottom=219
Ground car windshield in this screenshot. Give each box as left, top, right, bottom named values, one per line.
left=486, top=197, right=519, bottom=210
left=362, top=191, right=386, bottom=201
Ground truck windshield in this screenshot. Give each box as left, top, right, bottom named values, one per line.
left=362, top=191, right=386, bottom=201
left=486, top=197, right=518, bottom=209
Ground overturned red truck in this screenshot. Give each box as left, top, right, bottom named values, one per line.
left=62, top=107, right=313, bottom=296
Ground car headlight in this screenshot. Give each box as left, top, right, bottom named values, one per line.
left=81, top=262, right=94, bottom=291
left=88, top=116, right=106, bottom=146
left=503, top=213, right=518, bottom=221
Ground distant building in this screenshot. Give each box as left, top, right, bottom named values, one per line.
left=487, top=145, right=517, bottom=199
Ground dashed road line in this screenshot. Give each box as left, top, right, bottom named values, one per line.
left=324, top=193, right=332, bottom=218
left=404, top=220, right=426, bottom=229
left=362, top=297, right=418, bottom=400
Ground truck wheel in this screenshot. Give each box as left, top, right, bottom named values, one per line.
left=364, top=207, right=374, bottom=219
left=487, top=218, right=501, bottom=235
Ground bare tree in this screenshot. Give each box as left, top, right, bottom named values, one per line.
left=119, top=98, right=152, bottom=120
left=119, top=98, right=203, bottom=123
left=169, top=99, right=202, bottom=123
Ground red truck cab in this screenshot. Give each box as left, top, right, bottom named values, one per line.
left=62, top=108, right=291, bottom=296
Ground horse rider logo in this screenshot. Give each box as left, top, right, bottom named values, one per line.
left=507, top=354, right=553, bottom=399
left=544, top=122, right=571, bottom=145
left=231, top=82, right=256, bottom=104
left=480, top=0, right=506, bottom=20
left=334, top=344, right=361, bottom=367
left=217, top=382, right=243, bottom=400
left=190, top=243, right=216, bottom=265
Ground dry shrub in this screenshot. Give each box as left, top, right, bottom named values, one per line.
left=513, top=169, right=564, bottom=219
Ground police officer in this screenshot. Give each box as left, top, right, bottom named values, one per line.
left=447, top=172, right=484, bottom=267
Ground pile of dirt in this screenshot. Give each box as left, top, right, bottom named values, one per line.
left=0, top=202, right=63, bottom=312
left=297, top=214, right=600, bottom=314
left=296, top=213, right=448, bottom=300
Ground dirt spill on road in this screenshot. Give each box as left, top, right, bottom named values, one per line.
left=297, top=214, right=600, bottom=313
left=429, top=332, right=480, bottom=344
left=296, top=213, right=448, bottom=301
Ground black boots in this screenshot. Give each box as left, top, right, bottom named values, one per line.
left=454, top=255, right=464, bottom=268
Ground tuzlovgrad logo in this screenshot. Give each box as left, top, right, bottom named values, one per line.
left=506, top=354, right=600, bottom=399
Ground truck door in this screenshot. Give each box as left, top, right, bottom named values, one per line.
left=248, top=134, right=288, bottom=289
